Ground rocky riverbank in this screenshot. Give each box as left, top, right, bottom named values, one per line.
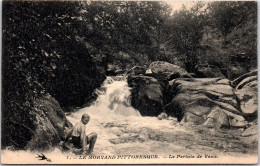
left=127, top=61, right=257, bottom=144
left=2, top=61, right=257, bottom=154
left=2, top=70, right=257, bottom=164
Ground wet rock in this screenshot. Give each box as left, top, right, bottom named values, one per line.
left=145, top=69, right=153, bottom=75
left=234, top=70, right=258, bottom=119
left=148, top=61, right=189, bottom=80
left=235, top=84, right=257, bottom=117
left=195, top=64, right=225, bottom=78
left=127, top=66, right=146, bottom=76
left=127, top=76, right=163, bottom=116
left=34, top=95, right=73, bottom=140
left=231, top=69, right=257, bottom=87
left=158, top=112, right=168, bottom=120
left=149, top=61, right=188, bottom=74
left=165, top=78, right=246, bottom=128
left=25, top=109, right=60, bottom=151
left=236, top=76, right=257, bottom=90
left=23, top=95, right=73, bottom=151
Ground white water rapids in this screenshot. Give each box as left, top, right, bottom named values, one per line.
left=2, top=76, right=187, bottom=164
left=2, top=76, right=257, bottom=164
left=68, top=76, right=141, bottom=122
left=66, top=76, right=186, bottom=155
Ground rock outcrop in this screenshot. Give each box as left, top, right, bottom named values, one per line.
left=34, top=95, right=73, bottom=139
left=25, top=95, right=72, bottom=151
left=195, top=64, right=225, bottom=78
left=127, top=62, right=257, bottom=131
left=165, top=78, right=247, bottom=128
left=203, top=108, right=230, bottom=128
left=24, top=109, right=61, bottom=151
left=242, top=124, right=257, bottom=137
left=233, top=69, right=258, bottom=120
left=242, top=120, right=258, bottom=144
left=231, top=69, right=257, bottom=87
left=127, top=76, right=164, bottom=116
left=148, top=61, right=191, bottom=80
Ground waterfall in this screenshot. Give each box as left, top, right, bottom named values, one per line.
left=66, top=76, right=182, bottom=152
left=1, top=76, right=183, bottom=162
left=4, top=76, right=245, bottom=161
left=2, top=78, right=256, bottom=163
left=67, top=76, right=141, bottom=125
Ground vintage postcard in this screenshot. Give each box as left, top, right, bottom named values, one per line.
left=1, top=0, right=258, bottom=164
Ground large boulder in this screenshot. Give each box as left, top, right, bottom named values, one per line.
left=127, top=66, right=146, bottom=76
left=234, top=70, right=258, bottom=119
left=24, top=108, right=61, bottom=151
left=242, top=124, right=257, bottom=137
left=25, top=95, right=72, bottom=151
left=242, top=120, right=258, bottom=144
left=34, top=95, right=73, bottom=139
left=165, top=78, right=247, bottom=128
left=195, top=64, right=225, bottom=78
left=127, top=76, right=164, bottom=116
left=203, top=107, right=230, bottom=128
left=231, top=69, right=257, bottom=87
left=148, top=61, right=190, bottom=80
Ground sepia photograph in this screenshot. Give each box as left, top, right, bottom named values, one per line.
left=1, top=0, right=258, bottom=164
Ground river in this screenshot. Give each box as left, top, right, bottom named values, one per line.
left=2, top=76, right=257, bottom=164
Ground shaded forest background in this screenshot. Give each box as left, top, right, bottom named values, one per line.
left=2, top=1, right=257, bottom=149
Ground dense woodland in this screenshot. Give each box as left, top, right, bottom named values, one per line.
left=2, top=1, right=257, bottom=149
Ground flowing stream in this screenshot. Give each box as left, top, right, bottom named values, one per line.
left=66, top=76, right=188, bottom=156
left=66, top=76, right=257, bottom=157
left=2, top=76, right=257, bottom=164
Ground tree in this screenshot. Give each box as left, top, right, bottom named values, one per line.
left=208, top=1, right=257, bottom=45
left=207, top=1, right=257, bottom=70
left=169, top=2, right=207, bottom=72
left=81, top=1, right=174, bottom=67
left=2, top=1, right=105, bottom=148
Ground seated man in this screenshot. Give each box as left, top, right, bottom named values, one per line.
left=66, top=114, right=97, bottom=155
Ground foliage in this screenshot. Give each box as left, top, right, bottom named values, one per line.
left=169, top=2, right=208, bottom=72
left=81, top=1, right=174, bottom=68
left=205, top=1, right=257, bottom=71
left=208, top=1, right=257, bottom=43
left=2, top=1, right=105, bottom=148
